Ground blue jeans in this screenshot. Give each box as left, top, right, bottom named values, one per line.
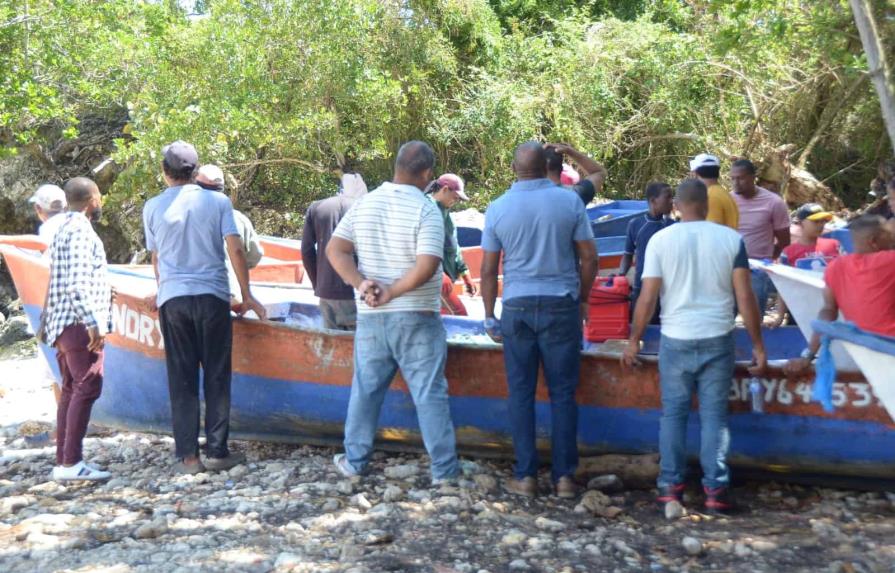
left=658, top=333, right=734, bottom=489
left=501, top=295, right=581, bottom=482
left=343, top=312, right=459, bottom=480
left=750, top=269, right=772, bottom=315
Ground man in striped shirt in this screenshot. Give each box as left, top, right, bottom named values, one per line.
left=326, top=141, right=459, bottom=484
left=43, top=177, right=112, bottom=482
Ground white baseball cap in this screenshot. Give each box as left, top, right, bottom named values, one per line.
left=689, top=153, right=720, bottom=172
left=29, top=184, right=67, bottom=211
left=196, top=164, right=225, bottom=190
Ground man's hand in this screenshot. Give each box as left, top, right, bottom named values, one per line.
left=765, top=312, right=785, bottom=329
left=748, top=346, right=768, bottom=377
left=620, top=339, right=641, bottom=369
left=462, top=274, right=478, bottom=296
left=784, top=357, right=812, bottom=377
left=484, top=317, right=502, bottom=343
left=142, top=294, right=158, bottom=312
left=360, top=279, right=394, bottom=308
left=546, top=142, right=574, bottom=155
left=87, top=326, right=105, bottom=352
left=580, top=302, right=590, bottom=325
left=236, top=295, right=268, bottom=320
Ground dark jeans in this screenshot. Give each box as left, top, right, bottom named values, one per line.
left=501, top=295, right=581, bottom=482
left=55, top=324, right=104, bottom=465
left=159, top=295, right=233, bottom=459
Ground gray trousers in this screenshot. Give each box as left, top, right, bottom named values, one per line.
left=319, top=298, right=357, bottom=331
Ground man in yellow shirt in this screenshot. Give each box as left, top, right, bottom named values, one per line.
left=690, top=153, right=739, bottom=229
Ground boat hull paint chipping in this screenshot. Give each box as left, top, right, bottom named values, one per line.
left=2, top=242, right=894, bottom=479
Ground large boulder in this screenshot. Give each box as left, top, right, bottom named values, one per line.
left=0, top=315, right=33, bottom=347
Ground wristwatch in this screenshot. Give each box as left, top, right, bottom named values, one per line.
left=800, top=348, right=816, bottom=361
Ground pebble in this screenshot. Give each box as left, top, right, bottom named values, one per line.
left=384, top=464, right=419, bottom=479
left=664, top=500, right=685, bottom=520
left=351, top=493, right=373, bottom=510
left=501, top=530, right=527, bottom=545
left=508, top=559, right=530, bottom=570
left=586, top=474, right=624, bottom=493
left=473, top=474, right=498, bottom=492
left=382, top=485, right=404, bottom=502
left=134, top=518, right=169, bottom=540
left=682, top=536, right=703, bottom=556
left=535, top=516, right=566, bottom=532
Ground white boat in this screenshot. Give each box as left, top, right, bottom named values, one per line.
left=812, top=320, right=895, bottom=422
left=757, top=261, right=859, bottom=372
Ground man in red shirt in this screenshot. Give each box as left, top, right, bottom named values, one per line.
left=786, top=215, right=895, bottom=374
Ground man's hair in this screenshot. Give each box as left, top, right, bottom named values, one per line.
left=731, top=159, right=757, bottom=175
left=162, top=158, right=197, bottom=182
left=675, top=178, right=708, bottom=205
left=544, top=147, right=563, bottom=174
left=694, top=165, right=720, bottom=179
left=645, top=181, right=671, bottom=201
left=848, top=214, right=886, bottom=239
left=395, top=141, right=435, bottom=176
left=63, top=177, right=98, bottom=209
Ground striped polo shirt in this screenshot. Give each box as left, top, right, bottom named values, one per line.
left=332, top=182, right=444, bottom=313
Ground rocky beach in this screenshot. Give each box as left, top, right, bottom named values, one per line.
left=0, top=345, right=893, bottom=573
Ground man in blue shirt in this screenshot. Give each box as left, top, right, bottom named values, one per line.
left=480, top=141, right=598, bottom=499
left=143, top=141, right=266, bottom=475
left=619, top=182, right=674, bottom=323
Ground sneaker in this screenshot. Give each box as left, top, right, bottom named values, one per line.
left=704, top=486, right=736, bottom=514
left=656, top=483, right=685, bottom=505
left=204, top=452, right=246, bottom=472
left=432, top=475, right=459, bottom=487
left=504, top=476, right=537, bottom=498
left=555, top=476, right=579, bottom=499
left=173, top=460, right=206, bottom=475
left=52, top=461, right=111, bottom=482
left=333, top=453, right=360, bottom=478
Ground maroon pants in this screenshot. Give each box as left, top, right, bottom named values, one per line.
left=55, top=324, right=104, bottom=466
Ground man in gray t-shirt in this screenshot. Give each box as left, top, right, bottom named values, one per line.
left=142, top=141, right=266, bottom=476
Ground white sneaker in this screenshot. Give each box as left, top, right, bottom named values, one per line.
left=52, top=461, right=111, bottom=482
left=333, top=454, right=360, bottom=478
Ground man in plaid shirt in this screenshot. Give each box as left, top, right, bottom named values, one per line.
left=43, top=177, right=112, bottom=482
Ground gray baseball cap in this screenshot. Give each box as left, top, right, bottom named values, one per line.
left=162, top=141, right=199, bottom=171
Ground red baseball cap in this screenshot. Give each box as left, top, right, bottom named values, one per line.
left=437, top=173, right=468, bottom=201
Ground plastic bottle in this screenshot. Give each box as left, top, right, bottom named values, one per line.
left=749, top=378, right=763, bottom=413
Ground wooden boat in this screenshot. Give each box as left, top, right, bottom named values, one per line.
left=812, top=320, right=895, bottom=423
left=2, top=239, right=892, bottom=479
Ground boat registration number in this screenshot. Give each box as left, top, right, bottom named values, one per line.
left=729, top=378, right=876, bottom=409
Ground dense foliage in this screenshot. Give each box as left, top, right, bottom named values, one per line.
left=2, top=0, right=894, bottom=236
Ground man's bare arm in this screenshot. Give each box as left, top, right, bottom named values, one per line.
left=773, top=228, right=791, bottom=259
left=326, top=236, right=365, bottom=289
left=481, top=250, right=501, bottom=319
left=575, top=239, right=598, bottom=304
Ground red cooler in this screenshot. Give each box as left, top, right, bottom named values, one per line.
left=585, top=276, right=631, bottom=342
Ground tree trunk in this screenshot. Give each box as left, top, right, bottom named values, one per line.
left=849, top=0, right=895, bottom=155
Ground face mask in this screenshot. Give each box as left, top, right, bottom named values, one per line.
left=90, top=206, right=103, bottom=224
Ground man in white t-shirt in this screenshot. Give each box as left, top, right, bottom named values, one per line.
left=621, top=179, right=767, bottom=514
left=326, top=141, right=459, bottom=484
